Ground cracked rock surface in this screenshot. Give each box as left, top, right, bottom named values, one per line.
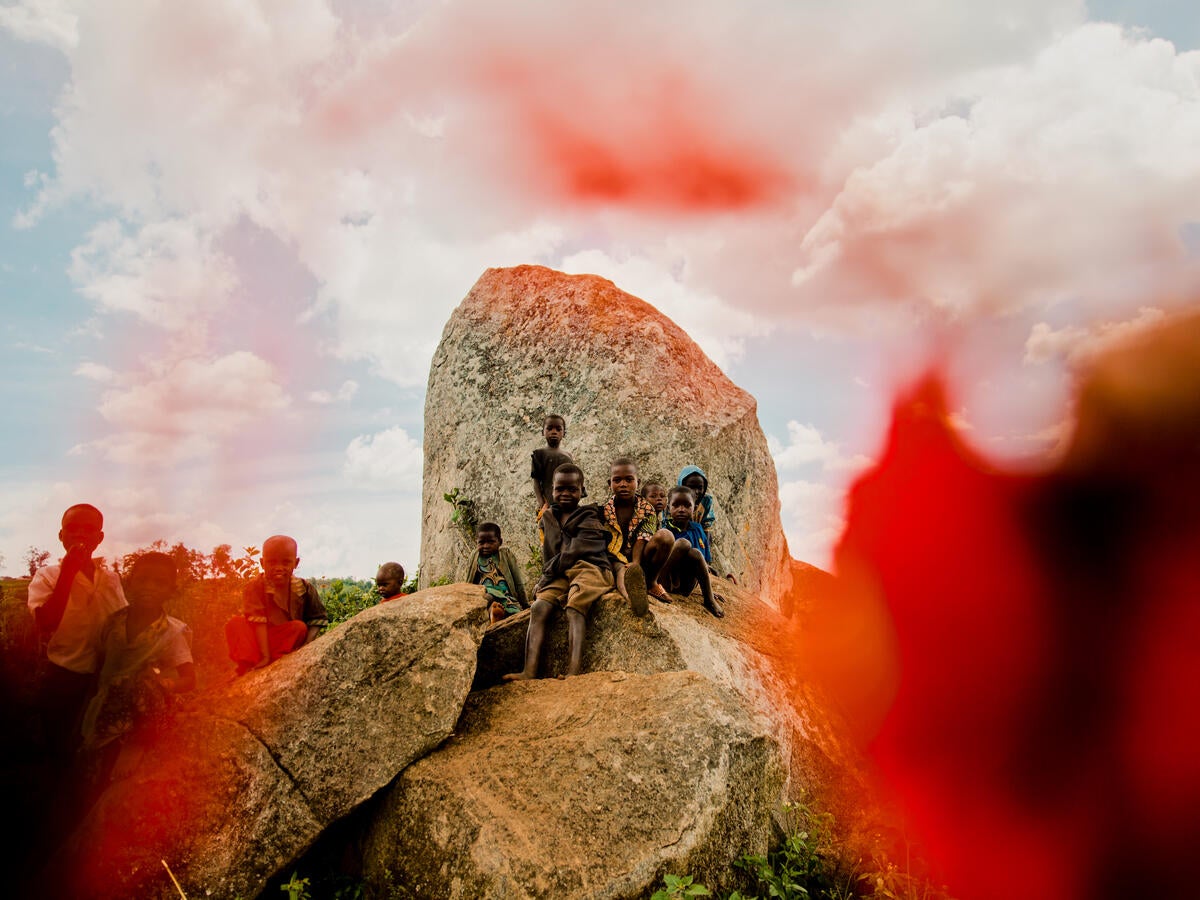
left=362, top=670, right=785, bottom=899
left=51, top=586, right=489, bottom=900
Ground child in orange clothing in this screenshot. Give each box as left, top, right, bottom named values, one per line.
left=224, top=535, right=327, bottom=675
left=375, top=562, right=407, bottom=602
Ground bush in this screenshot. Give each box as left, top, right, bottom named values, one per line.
left=317, top=578, right=380, bottom=631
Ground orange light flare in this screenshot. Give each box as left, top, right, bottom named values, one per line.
left=790, top=313, right=1200, bottom=900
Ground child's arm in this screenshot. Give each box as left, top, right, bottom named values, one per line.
left=533, top=478, right=547, bottom=510
left=301, top=581, right=329, bottom=645
left=159, top=662, right=196, bottom=693
left=33, top=546, right=89, bottom=638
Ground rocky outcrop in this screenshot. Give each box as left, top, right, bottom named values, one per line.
left=420, top=265, right=793, bottom=604
left=472, top=583, right=871, bottom=831
left=52, top=587, right=490, bottom=900
left=362, top=670, right=785, bottom=899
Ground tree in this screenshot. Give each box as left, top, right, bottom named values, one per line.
left=24, top=546, right=51, bottom=578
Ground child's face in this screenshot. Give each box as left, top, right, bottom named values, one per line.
left=476, top=530, right=501, bottom=557
left=609, top=464, right=638, bottom=500
left=59, top=509, right=103, bottom=555
left=552, top=471, right=584, bottom=512
left=644, top=485, right=667, bottom=512
left=375, top=565, right=405, bottom=598
left=668, top=491, right=695, bottom=526
left=261, top=542, right=300, bottom=585
left=682, top=473, right=707, bottom=499
left=543, top=419, right=565, bottom=448
left=125, top=565, right=174, bottom=610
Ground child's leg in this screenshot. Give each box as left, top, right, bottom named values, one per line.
left=224, top=615, right=261, bottom=673
left=565, top=608, right=587, bottom=676
left=641, top=531, right=682, bottom=600
left=686, top=548, right=725, bottom=618
left=562, top=562, right=614, bottom=676
left=503, top=594, right=560, bottom=681
left=268, top=620, right=309, bottom=659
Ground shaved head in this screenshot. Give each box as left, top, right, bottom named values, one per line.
left=263, top=534, right=298, bottom=557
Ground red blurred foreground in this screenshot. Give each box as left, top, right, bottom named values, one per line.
left=799, top=313, right=1200, bottom=900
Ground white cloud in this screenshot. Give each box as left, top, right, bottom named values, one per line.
left=344, top=426, right=423, bottom=490
left=778, top=478, right=846, bottom=570
left=74, top=361, right=116, bottom=382
left=308, top=379, right=358, bottom=405
left=770, top=421, right=873, bottom=474
left=0, top=0, right=78, bottom=52
left=1024, top=306, right=1167, bottom=365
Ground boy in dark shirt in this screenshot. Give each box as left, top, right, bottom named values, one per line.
left=461, top=522, right=528, bottom=624
left=602, top=457, right=657, bottom=617
left=504, top=465, right=613, bottom=679
left=530, top=414, right=575, bottom=512
left=642, top=487, right=724, bottom=618
left=223, top=534, right=328, bottom=674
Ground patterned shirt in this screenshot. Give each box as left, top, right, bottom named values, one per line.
left=602, top=495, right=660, bottom=564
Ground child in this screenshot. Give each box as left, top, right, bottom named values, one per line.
left=79, top=552, right=194, bottom=763
left=27, top=504, right=127, bottom=759
left=504, top=465, right=613, bottom=680
left=641, top=481, right=667, bottom=527
left=223, top=534, right=328, bottom=675
left=530, top=414, right=576, bottom=512
left=677, top=466, right=717, bottom=536
left=375, top=562, right=407, bottom=602
left=642, top=487, right=724, bottom=618
left=461, top=522, right=528, bottom=624
left=602, top=457, right=657, bottom=616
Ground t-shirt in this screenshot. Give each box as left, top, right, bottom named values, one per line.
left=663, top=517, right=712, bottom=563
left=530, top=446, right=576, bottom=503
left=81, top=608, right=193, bottom=749
left=27, top=561, right=128, bottom=674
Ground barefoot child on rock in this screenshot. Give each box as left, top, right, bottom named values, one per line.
left=504, top=465, right=613, bottom=680
left=601, top=457, right=656, bottom=617
left=642, top=486, right=725, bottom=618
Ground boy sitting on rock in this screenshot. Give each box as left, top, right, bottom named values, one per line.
left=224, top=535, right=328, bottom=675
left=602, top=457, right=657, bottom=617
left=462, top=522, right=528, bottom=624
left=642, top=487, right=724, bottom=618
left=375, top=562, right=407, bottom=602
left=504, top=465, right=613, bottom=680
left=530, top=414, right=575, bottom=513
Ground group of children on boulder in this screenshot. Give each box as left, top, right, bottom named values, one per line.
left=24, top=414, right=730, bottom=806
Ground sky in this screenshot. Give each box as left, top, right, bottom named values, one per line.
left=1, top=0, right=1198, bottom=580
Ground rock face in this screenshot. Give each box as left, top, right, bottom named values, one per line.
left=362, top=670, right=785, bottom=899
left=420, top=265, right=793, bottom=603
left=53, top=587, right=489, bottom=900
left=472, top=584, right=871, bottom=832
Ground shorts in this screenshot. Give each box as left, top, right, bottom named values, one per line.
left=536, top=561, right=614, bottom=615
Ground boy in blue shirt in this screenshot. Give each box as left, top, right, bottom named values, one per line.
left=642, top=486, right=724, bottom=618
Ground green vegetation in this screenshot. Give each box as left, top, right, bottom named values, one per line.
left=443, top=487, right=478, bottom=548
left=316, top=577, right=381, bottom=631
left=652, top=796, right=955, bottom=900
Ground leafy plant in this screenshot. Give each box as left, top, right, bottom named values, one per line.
left=280, top=871, right=312, bottom=900
left=652, top=873, right=712, bottom=899
left=735, top=798, right=858, bottom=900
left=443, top=487, right=478, bottom=547
left=24, top=546, right=51, bottom=578
left=524, top=541, right=544, bottom=584
left=401, top=567, right=420, bottom=594
left=318, top=577, right=381, bottom=631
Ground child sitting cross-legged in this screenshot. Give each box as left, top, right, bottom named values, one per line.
left=224, top=534, right=328, bottom=675
left=504, top=464, right=614, bottom=680
left=641, top=486, right=725, bottom=618
left=80, top=552, right=195, bottom=782
left=462, top=522, right=528, bottom=624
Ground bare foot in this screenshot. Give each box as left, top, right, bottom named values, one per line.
left=704, top=596, right=725, bottom=618
left=649, top=582, right=672, bottom=603
left=502, top=671, right=535, bottom=682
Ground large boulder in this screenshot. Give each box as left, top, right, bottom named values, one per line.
left=361, top=670, right=786, bottom=899
left=52, top=586, right=489, bottom=900
left=420, top=265, right=793, bottom=603
left=472, top=583, right=872, bottom=832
